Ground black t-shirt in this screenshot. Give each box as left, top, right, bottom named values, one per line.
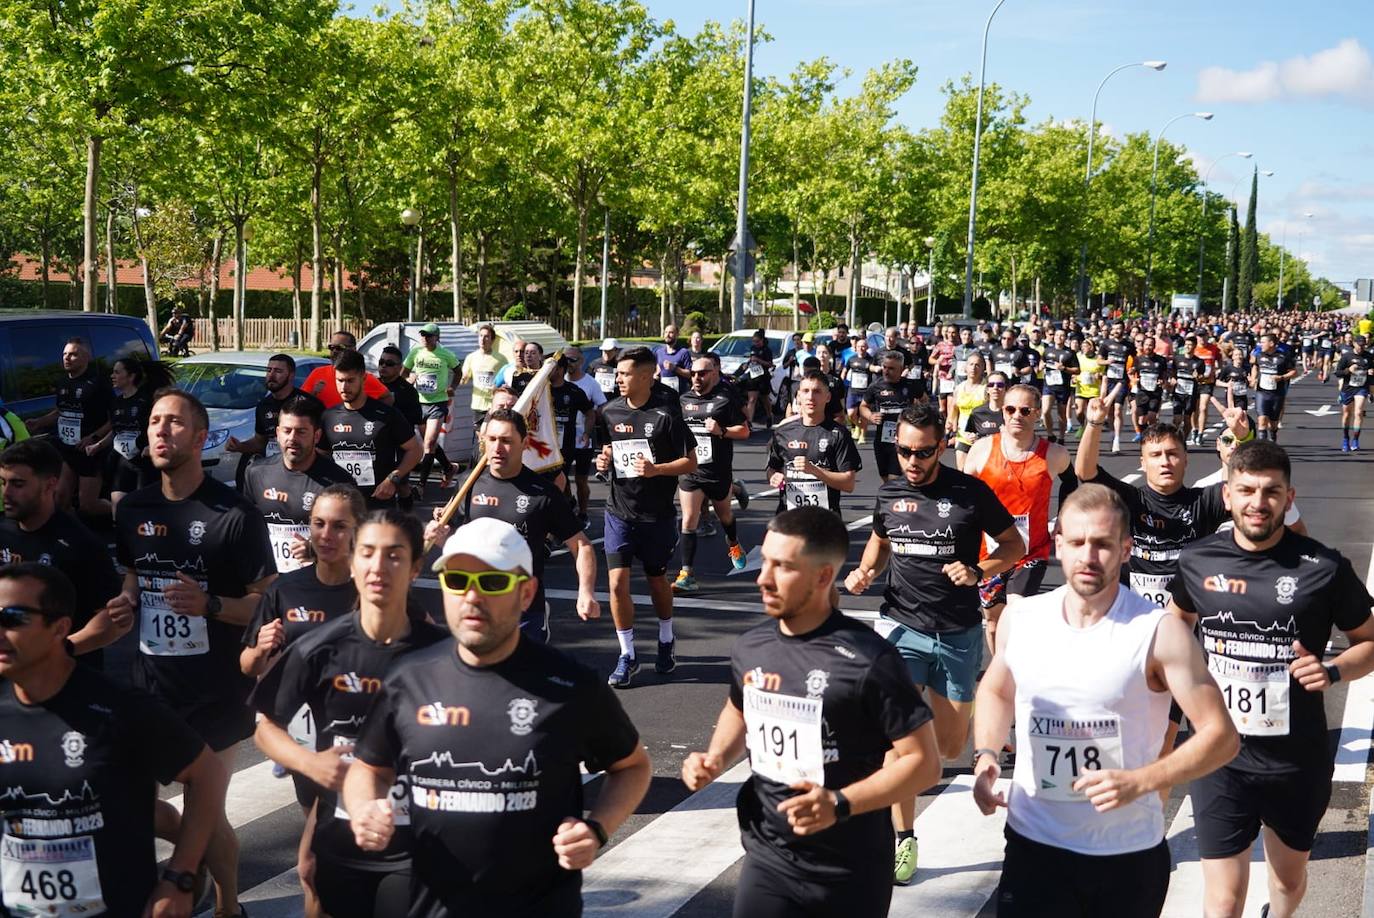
left=1132, top=354, right=1170, bottom=394
left=114, top=476, right=276, bottom=712
left=1100, top=339, right=1135, bottom=383
left=54, top=369, right=111, bottom=446
left=242, top=565, right=358, bottom=651
left=1254, top=351, right=1294, bottom=394
left=1169, top=530, right=1372, bottom=774
left=861, top=378, right=923, bottom=447
left=595, top=388, right=695, bottom=522
left=0, top=513, right=120, bottom=670
left=254, top=389, right=325, bottom=450
left=1172, top=355, right=1204, bottom=383
left=1041, top=346, right=1076, bottom=387
left=459, top=468, right=581, bottom=615
left=728, top=612, right=932, bottom=880
left=991, top=347, right=1031, bottom=383
left=108, top=388, right=152, bottom=462
left=548, top=382, right=594, bottom=459
left=586, top=357, right=619, bottom=398
left=872, top=469, right=1015, bottom=631
left=353, top=638, right=640, bottom=917
left=244, top=453, right=356, bottom=571
left=966, top=405, right=1003, bottom=440
left=1092, top=466, right=1228, bottom=582
left=844, top=356, right=874, bottom=392
left=251, top=613, right=448, bottom=869
left=1336, top=351, right=1373, bottom=389
left=384, top=377, right=423, bottom=427
left=766, top=418, right=862, bottom=514
left=680, top=385, right=747, bottom=483
left=322, top=398, right=415, bottom=498
left=0, top=667, right=203, bottom=918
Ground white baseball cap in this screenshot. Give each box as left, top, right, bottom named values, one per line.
left=431, top=517, right=532, bottom=576
left=600, top=337, right=620, bottom=352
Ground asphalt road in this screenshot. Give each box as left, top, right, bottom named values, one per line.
left=99, top=367, right=1374, bottom=916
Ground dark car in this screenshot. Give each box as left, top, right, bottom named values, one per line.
left=0, top=310, right=159, bottom=423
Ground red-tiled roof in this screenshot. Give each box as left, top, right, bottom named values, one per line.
left=8, top=255, right=346, bottom=292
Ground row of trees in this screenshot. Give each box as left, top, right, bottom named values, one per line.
left=0, top=0, right=1338, bottom=350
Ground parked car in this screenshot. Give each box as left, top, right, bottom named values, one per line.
left=171, top=352, right=329, bottom=482
left=709, top=329, right=799, bottom=400
left=0, top=310, right=158, bottom=424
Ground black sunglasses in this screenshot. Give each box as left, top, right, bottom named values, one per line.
left=1003, top=405, right=1035, bottom=417
left=377, top=359, right=399, bottom=367
left=327, top=344, right=346, bottom=352
left=0, top=605, right=44, bottom=628
left=986, top=381, right=1007, bottom=389
left=690, top=369, right=712, bottom=376
left=897, top=444, right=940, bottom=460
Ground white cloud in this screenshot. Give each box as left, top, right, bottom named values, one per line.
left=1196, top=39, right=1374, bottom=107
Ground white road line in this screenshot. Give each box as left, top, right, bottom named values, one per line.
left=1334, top=540, right=1374, bottom=782
left=1160, top=794, right=1269, bottom=917
left=1363, top=785, right=1374, bottom=918
left=581, top=760, right=750, bottom=917
left=889, top=775, right=1011, bottom=917
left=158, top=758, right=301, bottom=861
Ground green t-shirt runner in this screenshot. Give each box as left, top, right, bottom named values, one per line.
left=404, top=329, right=461, bottom=405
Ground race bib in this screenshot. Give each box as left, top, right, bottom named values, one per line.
left=659, top=373, right=681, bottom=392
left=265, top=439, right=282, bottom=459
left=688, top=424, right=713, bottom=464
left=1259, top=373, right=1277, bottom=391
left=1322, top=339, right=1333, bottom=349
left=939, top=377, right=956, bottom=395
left=611, top=438, right=652, bottom=479
left=1129, top=571, right=1172, bottom=607
left=333, top=449, right=376, bottom=486
left=267, top=522, right=310, bottom=573
left=1175, top=378, right=1194, bottom=396
left=57, top=413, right=81, bottom=447
left=986, top=513, right=1031, bottom=556
left=139, top=589, right=210, bottom=657
left=1, top=835, right=104, bottom=917
left=113, top=431, right=139, bottom=460
left=1046, top=369, right=1064, bottom=387
left=1230, top=382, right=1248, bottom=397
left=1208, top=655, right=1290, bottom=737
left=879, top=419, right=898, bottom=443
left=784, top=474, right=827, bottom=508
left=332, top=738, right=411, bottom=826
left=288, top=703, right=315, bottom=746
left=1028, top=713, right=1124, bottom=802
left=1351, top=370, right=1368, bottom=389
left=474, top=371, right=496, bottom=392
left=747, top=363, right=765, bottom=380
left=743, top=685, right=824, bottom=786
left=849, top=371, right=870, bottom=391
left=594, top=368, right=617, bottom=393
left=414, top=372, right=439, bottom=393
left=1139, top=373, right=1159, bottom=392
left=905, top=365, right=923, bottom=381
left=995, top=361, right=1015, bottom=376
left=1106, top=365, right=1124, bottom=379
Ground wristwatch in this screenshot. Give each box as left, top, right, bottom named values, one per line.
left=583, top=818, right=609, bottom=848
left=1325, top=663, right=1342, bottom=685
left=388, top=470, right=404, bottom=483
left=832, top=789, right=852, bottom=824
left=161, top=868, right=196, bottom=893
left=204, top=593, right=222, bottom=620
left=973, top=747, right=1001, bottom=768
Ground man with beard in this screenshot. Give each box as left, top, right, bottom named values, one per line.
left=226, top=353, right=324, bottom=490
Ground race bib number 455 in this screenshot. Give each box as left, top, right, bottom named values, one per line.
left=743, top=685, right=824, bottom=786
left=1028, top=713, right=1123, bottom=802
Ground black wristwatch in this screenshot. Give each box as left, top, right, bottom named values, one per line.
left=204, top=593, right=222, bottom=620
left=583, top=818, right=609, bottom=848
left=1325, top=663, right=1342, bottom=685
left=832, top=789, right=852, bottom=824
left=161, top=868, right=196, bottom=893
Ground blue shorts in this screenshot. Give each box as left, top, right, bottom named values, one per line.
left=604, top=512, right=678, bottom=577
left=846, top=391, right=865, bottom=410
left=1256, top=391, right=1284, bottom=420
left=1043, top=385, right=1071, bottom=405
left=882, top=618, right=983, bottom=702
left=1339, top=387, right=1369, bottom=405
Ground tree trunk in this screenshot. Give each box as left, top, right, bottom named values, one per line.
left=1034, top=276, right=1041, bottom=318
left=140, top=256, right=158, bottom=337
left=415, top=227, right=426, bottom=319
left=82, top=135, right=101, bottom=312
left=791, top=234, right=801, bottom=332
left=333, top=257, right=344, bottom=325
left=658, top=251, right=669, bottom=331
left=572, top=174, right=589, bottom=340
left=719, top=253, right=729, bottom=333
left=449, top=171, right=462, bottom=323
left=232, top=222, right=246, bottom=351
left=847, top=232, right=860, bottom=328
left=1009, top=254, right=1018, bottom=321
left=39, top=233, right=51, bottom=309
left=356, top=265, right=366, bottom=324
left=310, top=143, right=324, bottom=351
left=208, top=231, right=223, bottom=351
left=476, top=232, right=489, bottom=315
left=291, top=242, right=303, bottom=345
left=105, top=207, right=118, bottom=315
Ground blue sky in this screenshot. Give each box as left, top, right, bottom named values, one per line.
left=640, top=0, right=1373, bottom=287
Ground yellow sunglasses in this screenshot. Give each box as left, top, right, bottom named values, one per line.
left=438, top=570, right=529, bottom=596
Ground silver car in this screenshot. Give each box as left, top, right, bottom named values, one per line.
left=172, top=352, right=330, bottom=482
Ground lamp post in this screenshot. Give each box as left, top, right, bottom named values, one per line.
left=924, top=236, right=937, bottom=324
left=961, top=0, right=1008, bottom=319
left=1277, top=212, right=1315, bottom=311
left=1076, top=59, right=1167, bottom=314
left=1144, top=111, right=1213, bottom=307
left=730, top=0, right=757, bottom=332
left=1196, top=151, right=1251, bottom=309
left=1296, top=212, right=1315, bottom=309
left=401, top=208, right=421, bottom=322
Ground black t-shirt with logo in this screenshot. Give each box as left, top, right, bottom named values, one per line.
left=251, top=612, right=448, bottom=870
left=1132, top=354, right=1170, bottom=395
left=1092, top=467, right=1227, bottom=578
left=1169, top=530, right=1372, bottom=774
left=384, top=377, right=423, bottom=427
left=872, top=469, right=1015, bottom=632
left=53, top=369, right=111, bottom=448
left=861, top=378, right=923, bottom=448
left=244, top=453, right=356, bottom=572
left=594, top=388, right=695, bottom=522
left=242, top=565, right=359, bottom=651
left=1171, top=356, right=1205, bottom=397
left=728, top=612, right=932, bottom=881
left=0, top=666, right=204, bottom=918
left=990, top=347, right=1031, bottom=383
left=1336, top=351, right=1373, bottom=389
left=844, top=355, right=874, bottom=392
left=1100, top=338, right=1135, bottom=383
left=0, top=512, right=120, bottom=670
left=966, top=405, right=1003, bottom=441
left=586, top=358, right=619, bottom=398
left=765, top=418, right=862, bottom=514
left=322, top=398, right=416, bottom=499
left=548, top=382, right=594, bottom=459
left=108, top=387, right=152, bottom=462
left=1254, top=351, right=1294, bottom=395
left=114, top=476, right=276, bottom=713
left=353, top=638, right=640, bottom=917
left=254, top=389, right=326, bottom=450
left=459, top=468, right=581, bottom=615
left=1041, top=346, right=1076, bottom=388
left=680, top=385, right=747, bottom=485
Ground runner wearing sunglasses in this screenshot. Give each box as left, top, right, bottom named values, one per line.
left=844, top=401, right=1024, bottom=885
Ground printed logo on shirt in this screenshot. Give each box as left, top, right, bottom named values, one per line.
left=188, top=520, right=206, bottom=546
left=261, top=488, right=289, bottom=503
left=742, top=667, right=782, bottom=691
left=515, top=495, right=530, bottom=514
left=937, top=499, right=952, bottom=518
left=302, top=491, right=316, bottom=511
left=61, top=731, right=86, bottom=768
left=364, top=421, right=376, bottom=436
left=0, top=740, right=34, bottom=764
left=333, top=424, right=353, bottom=433
left=137, top=521, right=169, bottom=538
left=817, top=439, right=829, bottom=452
left=786, top=440, right=808, bottom=450
left=891, top=499, right=920, bottom=514
left=507, top=698, right=538, bottom=735
left=472, top=493, right=499, bottom=507
left=285, top=608, right=326, bottom=624
left=613, top=423, right=635, bottom=434
left=0, top=549, right=19, bottom=564
left=804, top=670, right=829, bottom=699
left=333, top=673, right=382, bottom=694
left=643, top=422, right=655, bottom=437
left=1203, top=574, right=1247, bottom=594
left=1275, top=576, right=1299, bottom=606
left=417, top=703, right=471, bottom=727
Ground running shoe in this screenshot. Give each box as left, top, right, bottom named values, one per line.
left=732, top=479, right=750, bottom=510
left=607, top=654, right=639, bottom=688
left=672, top=571, right=699, bottom=593
left=272, top=762, right=288, bottom=779
left=696, top=519, right=718, bottom=537
left=1111, top=436, right=1121, bottom=455
left=728, top=543, right=747, bottom=572
left=1342, top=438, right=1351, bottom=452
left=1132, top=432, right=1143, bottom=443
left=1354, top=437, right=1361, bottom=451
left=655, top=639, right=676, bottom=674
left=893, top=836, right=919, bottom=885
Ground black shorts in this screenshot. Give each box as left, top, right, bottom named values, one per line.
left=1173, top=394, right=1197, bottom=416
left=58, top=442, right=104, bottom=478
left=1255, top=392, right=1284, bottom=420
left=573, top=448, right=593, bottom=477
left=995, top=827, right=1169, bottom=918
left=314, top=857, right=411, bottom=918
left=420, top=402, right=449, bottom=422
left=292, top=773, right=319, bottom=809
left=680, top=476, right=733, bottom=502
left=1197, top=384, right=1215, bottom=402
left=604, top=512, right=678, bottom=577
left=1191, top=763, right=1333, bottom=858
left=180, top=697, right=255, bottom=753
left=1043, top=385, right=1071, bottom=405
left=980, top=559, right=1047, bottom=610
left=1134, top=393, right=1162, bottom=416
left=105, top=449, right=154, bottom=494
left=733, top=856, right=891, bottom=918
left=874, top=443, right=900, bottom=478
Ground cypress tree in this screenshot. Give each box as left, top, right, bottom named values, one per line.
left=1224, top=206, right=1240, bottom=313
left=1237, top=168, right=1259, bottom=310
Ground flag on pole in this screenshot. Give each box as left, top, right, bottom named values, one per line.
left=511, top=352, right=564, bottom=473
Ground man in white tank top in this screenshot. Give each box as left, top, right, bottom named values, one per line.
left=971, top=483, right=1239, bottom=917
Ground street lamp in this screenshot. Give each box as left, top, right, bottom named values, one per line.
left=1196, top=151, right=1251, bottom=309
left=1230, top=170, right=1273, bottom=209
left=1144, top=111, right=1213, bottom=307
left=401, top=208, right=421, bottom=322
left=961, top=0, right=1009, bottom=319
left=924, top=236, right=937, bottom=324
left=1077, top=59, right=1167, bottom=313
left=730, top=0, right=758, bottom=331
left=1277, top=212, right=1315, bottom=310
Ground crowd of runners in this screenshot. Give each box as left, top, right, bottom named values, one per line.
left=0, top=305, right=1369, bottom=917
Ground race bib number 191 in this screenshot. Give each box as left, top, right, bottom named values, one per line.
left=743, top=685, right=824, bottom=786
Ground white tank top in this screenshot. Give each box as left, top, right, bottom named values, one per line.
left=1004, top=584, right=1171, bottom=855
